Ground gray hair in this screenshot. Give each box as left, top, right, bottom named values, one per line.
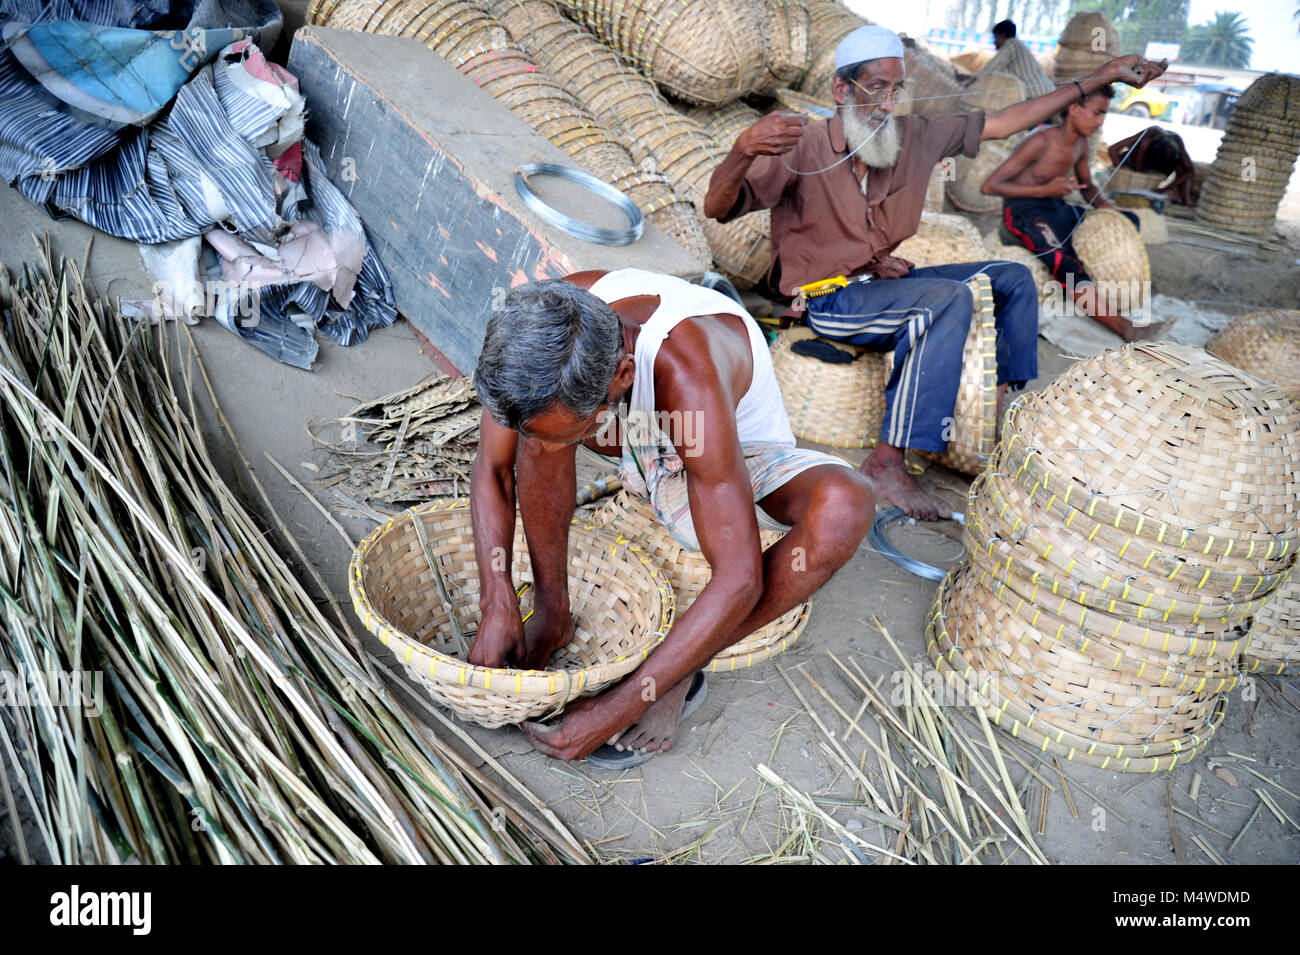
left=474, top=280, right=625, bottom=432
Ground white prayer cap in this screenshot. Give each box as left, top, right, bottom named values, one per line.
left=834, top=25, right=904, bottom=71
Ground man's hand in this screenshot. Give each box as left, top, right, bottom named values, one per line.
left=873, top=254, right=914, bottom=280
left=1045, top=175, right=1079, bottom=198
left=467, top=597, right=526, bottom=668
left=1102, top=55, right=1167, bottom=89
left=522, top=693, right=632, bottom=761
left=737, top=113, right=805, bottom=159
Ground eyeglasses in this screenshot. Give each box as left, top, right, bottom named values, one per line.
left=849, top=78, right=906, bottom=107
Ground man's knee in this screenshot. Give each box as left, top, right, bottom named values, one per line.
left=802, top=468, right=873, bottom=557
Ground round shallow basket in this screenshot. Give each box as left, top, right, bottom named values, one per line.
left=1071, top=209, right=1150, bottom=315
left=770, top=325, right=890, bottom=448
left=902, top=40, right=967, bottom=119
left=1131, top=207, right=1168, bottom=245
left=1206, top=308, right=1300, bottom=399
left=983, top=239, right=1053, bottom=299
left=756, top=0, right=809, bottom=92
left=350, top=500, right=674, bottom=727
left=961, top=72, right=1024, bottom=113
left=927, top=566, right=1228, bottom=772
left=893, top=211, right=986, bottom=266
left=795, top=1, right=869, bottom=98
left=1243, top=570, right=1300, bottom=675
left=587, top=490, right=810, bottom=669
left=950, top=49, right=993, bottom=73
left=923, top=160, right=947, bottom=212
left=947, top=139, right=1012, bottom=213
left=1108, top=166, right=1171, bottom=200
left=998, top=343, right=1300, bottom=568
left=551, top=0, right=767, bottom=106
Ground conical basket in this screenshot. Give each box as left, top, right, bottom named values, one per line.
left=1071, top=208, right=1150, bottom=314
left=1206, top=308, right=1300, bottom=399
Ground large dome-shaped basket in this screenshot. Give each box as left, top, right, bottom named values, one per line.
left=350, top=499, right=675, bottom=727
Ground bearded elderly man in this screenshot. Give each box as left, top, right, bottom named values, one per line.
left=704, top=26, right=1167, bottom=520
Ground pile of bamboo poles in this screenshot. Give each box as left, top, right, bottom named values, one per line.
left=0, top=248, right=588, bottom=864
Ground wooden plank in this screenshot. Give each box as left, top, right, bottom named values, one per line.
left=289, top=26, right=700, bottom=373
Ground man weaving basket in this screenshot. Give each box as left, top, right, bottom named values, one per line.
left=703, top=25, right=1167, bottom=520
left=468, top=270, right=874, bottom=766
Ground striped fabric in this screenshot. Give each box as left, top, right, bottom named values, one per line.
left=1, top=1, right=394, bottom=368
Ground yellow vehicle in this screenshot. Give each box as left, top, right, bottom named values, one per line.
left=1115, top=84, right=1171, bottom=120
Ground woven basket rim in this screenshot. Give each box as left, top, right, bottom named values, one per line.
left=349, top=499, right=675, bottom=695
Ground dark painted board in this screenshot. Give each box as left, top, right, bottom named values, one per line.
left=289, top=26, right=698, bottom=374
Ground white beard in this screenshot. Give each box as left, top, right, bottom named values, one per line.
left=843, top=109, right=902, bottom=170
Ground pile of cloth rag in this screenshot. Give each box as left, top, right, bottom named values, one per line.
left=0, top=0, right=395, bottom=368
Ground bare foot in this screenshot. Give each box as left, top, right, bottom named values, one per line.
left=859, top=444, right=947, bottom=520
left=613, top=675, right=694, bottom=755
left=519, top=612, right=575, bottom=670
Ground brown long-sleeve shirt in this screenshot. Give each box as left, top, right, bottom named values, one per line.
left=717, top=111, right=986, bottom=298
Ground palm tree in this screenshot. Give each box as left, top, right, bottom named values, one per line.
left=1181, top=11, right=1254, bottom=68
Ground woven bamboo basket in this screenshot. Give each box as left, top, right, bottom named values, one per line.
left=950, top=48, right=993, bottom=73
left=923, top=160, right=947, bottom=212
left=902, top=39, right=967, bottom=119
left=586, top=490, right=811, bottom=669
left=1052, top=47, right=1110, bottom=83
left=772, top=87, right=835, bottom=121
left=549, top=0, right=768, bottom=106
left=1070, top=209, right=1150, bottom=314
left=921, top=273, right=998, bottom=475
left=350, top=500, right=675, bottom=727
left=893, top=211, right=986, bottom=266
left=794, top=1, right=869, bottom=100
left=999, top=344, right=1300, bottom=560
left=1196, top=74, right=1300, bottom=235
left=757, top=0, right=810, bottom=92
left=1132, top=207, right=1168, bottom=245
left=983, top=238, right=1053, bottom=300
left=1059, top=11, right=1119, bottom=56
left=1243, top=570, right=1300, bottom=675
left=685, top=99, right=761, bottom=151
left=1206, top=309, right=1300, bottom=399
left=770, top=325, right=890, bottom=447
left=928, top=566, right=1229, bottom=769
left=1108, top=166, right=1170, bottom=198
left=946, top=139, right=1011, bottom=213
left=961, top=72, right=1025, bottom=114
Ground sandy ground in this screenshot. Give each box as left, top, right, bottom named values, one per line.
left=1, top=150, right=1297, bottom=864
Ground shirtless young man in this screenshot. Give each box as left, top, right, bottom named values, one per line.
left=982, top=85, right=1150, bottom=340
left=468, top=270, right=873, bottom=765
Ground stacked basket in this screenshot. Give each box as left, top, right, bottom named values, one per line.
left=350, top=500, right=676, bottom=727
left=548, top=0, right=768, bottom=105
left=901, top=37, right=968, bottom=119
left=307, top=0, right=712, bottom=270
left=486, top=0, right=771, bottom=284
left=793, top=1, right=870, bottom=101
left=1206, top=308, right=1300, bottom=399
left=1196, top=73, right=1300, bottom=236
left=929, top=343, right=1300, bottom=771
left=1243, top=572, right=1300, bottom=675
left=586, top=491, right=812, bottom=670
left=1053, top=11, right=1119, bottom=83
left=756, top=0, right=810, bottom=92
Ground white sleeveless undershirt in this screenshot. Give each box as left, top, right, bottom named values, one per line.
left=587, top=268, right=795, bottom=453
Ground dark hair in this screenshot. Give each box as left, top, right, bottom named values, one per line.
left=1060, top=83, right=1115, bottom=121
left=835, top=61, right=866, bottom=84
left=473, top=281, right=624, bottom=431
left=992, top=19, right=1016, bottom=39
left=1146, top=135, right=1180, bottom=173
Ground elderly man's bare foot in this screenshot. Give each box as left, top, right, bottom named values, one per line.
left=613, top=675, right=694, bottom=755
left=859, top=444, right=947, bottom=521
